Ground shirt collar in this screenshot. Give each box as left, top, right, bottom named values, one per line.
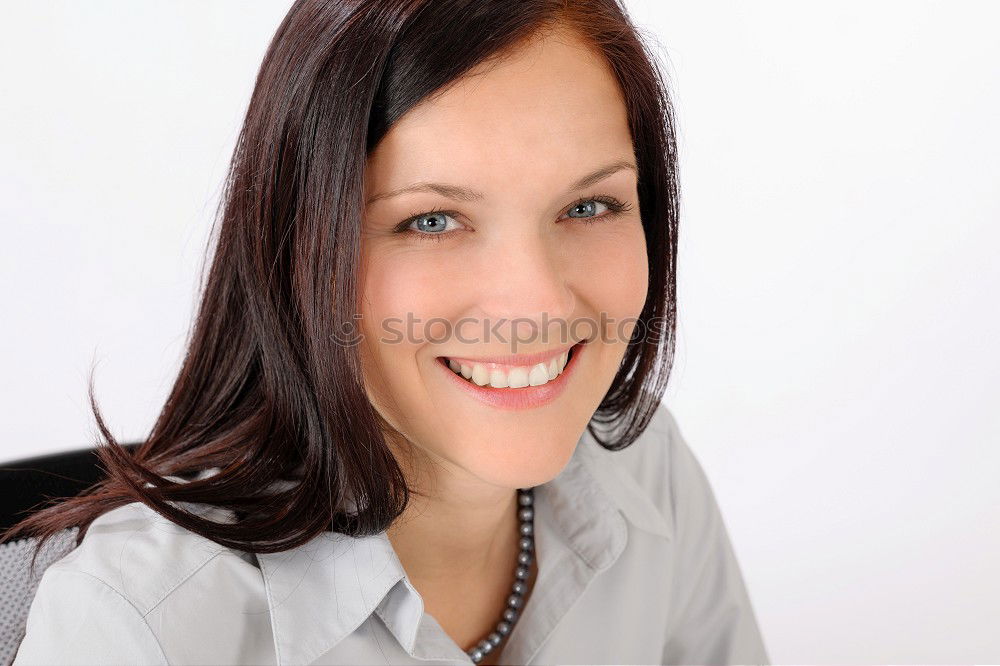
left=255, top=427, right=673, bottom=666
left=573, top=426, right=675, bottom=543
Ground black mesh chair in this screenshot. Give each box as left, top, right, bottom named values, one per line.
left=0, top=443, right=140, bottom=666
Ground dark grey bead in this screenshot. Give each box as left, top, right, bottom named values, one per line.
left=462, top=487, right=537, bottom=663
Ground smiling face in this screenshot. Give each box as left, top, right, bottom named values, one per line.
left=358, top=25, right=649, bottom=492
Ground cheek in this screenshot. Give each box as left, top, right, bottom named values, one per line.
left=358, top=248, right=463, bottom=410
left=564, top=221, right=649, bottom=324
left=360, top=248, right=468, bottom=342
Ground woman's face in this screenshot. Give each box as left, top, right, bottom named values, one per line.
left=359, top=27, right=648, bottom=492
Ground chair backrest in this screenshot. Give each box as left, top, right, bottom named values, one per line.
left=0, top=443, right=140, bottom=666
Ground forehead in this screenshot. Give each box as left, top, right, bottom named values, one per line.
left=366, top=27, right=633, bottom=193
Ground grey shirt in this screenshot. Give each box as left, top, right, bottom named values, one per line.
left=14, top=402, right=769, bottom=665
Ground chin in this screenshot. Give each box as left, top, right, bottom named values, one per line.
left=451, top=429, right=581, bottom=490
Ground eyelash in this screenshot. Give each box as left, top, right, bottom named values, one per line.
left=393, top=194, right=635, bottom=243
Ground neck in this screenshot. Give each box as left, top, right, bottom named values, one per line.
left=386, top=474, right=520, bottom=586
left=380, top=438, right=538, bottom=656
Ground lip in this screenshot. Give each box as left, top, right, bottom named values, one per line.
left=439, top=343, right=576, bottom=369
left=435, top=341, right=586, bottom=411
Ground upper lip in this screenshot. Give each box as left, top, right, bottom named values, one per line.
left=440, top=342, right=580, bottom=367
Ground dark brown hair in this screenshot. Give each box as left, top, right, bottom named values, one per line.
left=2, top=0, right=679, bottom=574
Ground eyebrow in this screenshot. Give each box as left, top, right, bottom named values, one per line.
left=365, top=159, right=637, bottom=206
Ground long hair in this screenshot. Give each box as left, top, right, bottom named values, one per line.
left=2, top=0, right=679, bottom=575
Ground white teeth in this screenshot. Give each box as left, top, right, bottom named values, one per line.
left=445, top=347, right=575, bottom=389
left=507, top=366, right=529, bottom=389
left=489, top=368, right=509, bottom=388
left=528, top=363, right=549, bottom=386
left=471, top=364, right=490, bottom=386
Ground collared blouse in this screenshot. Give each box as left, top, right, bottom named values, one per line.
left=13, top=402, right=769, bottom=665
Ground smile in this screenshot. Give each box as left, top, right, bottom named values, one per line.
left=442, top=345, right=575, bottom=388
left=434, top=341, right=586, bottom=410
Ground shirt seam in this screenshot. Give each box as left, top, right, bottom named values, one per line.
left=141, top=549, right=228, bottom=617
left=44, top=567, right=171, bottom=665
left=259, top=552, right=285, bottom=666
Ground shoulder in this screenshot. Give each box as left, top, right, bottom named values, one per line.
left=14, top=558, right=171, bottom=665
left=45, top=501, right=250, bottom=614
left=18, top=501, right=274, bottom=665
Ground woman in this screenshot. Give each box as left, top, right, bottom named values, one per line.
left=5, top=1, right=769, bottom=664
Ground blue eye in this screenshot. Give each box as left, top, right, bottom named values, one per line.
left=411, top=211, right=455, bottom=233
left=566, top=200, right=604, bottom=218
left=394, top=208, right=461, bottom=242
left=393, top=194, right=634, bottom=243
left=562, top=195, right=632, bottom=222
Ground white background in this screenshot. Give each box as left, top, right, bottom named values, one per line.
left=2, top=1, right=998, bottom=662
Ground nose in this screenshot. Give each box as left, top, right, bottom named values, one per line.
left=473, top=228, right=576, bottom=346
